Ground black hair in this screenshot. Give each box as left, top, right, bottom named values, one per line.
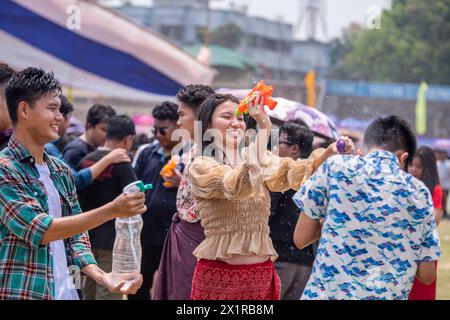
left=131, top=133, right=152, bottom=151
left=0, top=63, right=16, bottom=88
left=5, top=67, right=61, bottom=125
left=176, top=84, right=215, bottom=115
left=413, top=146, right=440, bottom=193
left=152, top=101, right=179, bottom=121
left=363, top=115, right=416, bottom=166
left=244, top=113, right=257, bottom=131
left=289, top=118, right=308, bottom=128
left=197, top=93, right=240, bottom=154
left=59, top=95, right=74, bottom=118
left=106, top=115, right=136, bottom=141
left=280, top=122, right=314, bottom=159
left=86, top=104, right=116, bottom=128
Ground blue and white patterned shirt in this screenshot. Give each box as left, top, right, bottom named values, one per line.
left=293, top=150, right=441, bottom=300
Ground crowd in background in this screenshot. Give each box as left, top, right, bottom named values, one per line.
left=0, top=63, right=447, bottom=300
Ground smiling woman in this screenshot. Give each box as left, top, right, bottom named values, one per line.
left=187, top=92, right=346, bottom=300
left=198, top=94, right=244, bottom=158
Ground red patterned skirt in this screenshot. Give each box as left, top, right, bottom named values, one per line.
left=190, top=259, right=281, bottom=300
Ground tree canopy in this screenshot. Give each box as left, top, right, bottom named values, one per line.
left=330, top=0, right=450, bottom=85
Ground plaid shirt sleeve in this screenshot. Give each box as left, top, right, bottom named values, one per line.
left=63, top=168, right=97, bottom=270
left=0, top=166, right=54, bottom=249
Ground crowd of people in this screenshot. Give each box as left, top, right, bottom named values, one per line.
left=0, top=62, right=447, bottom=300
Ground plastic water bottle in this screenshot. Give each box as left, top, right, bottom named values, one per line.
left=112, top=181, right=152, bottom=288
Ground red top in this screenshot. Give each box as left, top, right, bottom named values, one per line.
left=432, top=184, right=443, bottom=209
left=408, top=184, right=442, bottom=300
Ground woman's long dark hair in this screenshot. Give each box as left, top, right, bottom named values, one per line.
left=414, top=146, right=440, bottom=192
left=196, top=93, right=240, bottom=157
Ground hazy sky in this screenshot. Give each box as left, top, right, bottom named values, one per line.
left=108, top=0, right=392, bottom=41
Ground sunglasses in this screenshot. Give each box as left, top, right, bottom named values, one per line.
left=152, top=127, right=168, bottom=136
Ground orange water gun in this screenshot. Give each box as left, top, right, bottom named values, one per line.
left=160, top=158, right=177, bottom=187
left=235, top=81, right=278, bottom=116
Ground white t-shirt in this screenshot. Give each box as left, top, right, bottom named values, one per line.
left=36, top=164, right=79, bottom=300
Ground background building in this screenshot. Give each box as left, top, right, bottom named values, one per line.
left=115, top=1, right=330, bottom=100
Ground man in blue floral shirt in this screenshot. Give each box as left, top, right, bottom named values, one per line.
left=293, top=115, right=441, bottom=300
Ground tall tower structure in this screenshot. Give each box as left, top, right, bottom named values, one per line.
left=294, top=0, right=328, bottom=41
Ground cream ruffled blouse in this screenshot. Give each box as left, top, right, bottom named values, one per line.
left=188, top=147, right=325, bottom=262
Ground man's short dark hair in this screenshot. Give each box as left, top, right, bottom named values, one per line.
left=5, top=67, right=61, bottom=125
left=176, top=84, right=215, bottom=114
left=59, top=95, right=74, bottom=118
left=0, top=63, right=16, bottom=89
left=106, top=115, right=136, bottom=141
left=280, top=122, right=314, bottom=158
left=363, top=115, right=416, bottom=166
left=86, top=104, right=116, bottom=128
left=152, top=101, right=179, bottom=121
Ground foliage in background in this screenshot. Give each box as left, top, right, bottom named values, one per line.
left=197, top=23, right=244, bottom=49
left=210, top=23, right=243, bottom=48
left=330, top=0, right=450, bottom=85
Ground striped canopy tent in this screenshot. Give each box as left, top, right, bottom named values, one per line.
left=0, top=0, right=216, bottom=102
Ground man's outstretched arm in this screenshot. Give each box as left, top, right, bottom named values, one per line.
left=40, top=192, right=146, bottom=245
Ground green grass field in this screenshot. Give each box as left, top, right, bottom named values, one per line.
left=437, top=219, right=450, bottom=300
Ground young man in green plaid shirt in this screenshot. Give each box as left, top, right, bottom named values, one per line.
left=0, top=68, right=146, bottom=300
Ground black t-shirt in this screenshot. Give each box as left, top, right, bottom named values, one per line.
left=77, top=149, right=137, bottom=250
left=63, top=138, right=95, bottom=170
left=269, top=189, right=315, bottom=265
left=134, top=143, right=178, bottom=247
